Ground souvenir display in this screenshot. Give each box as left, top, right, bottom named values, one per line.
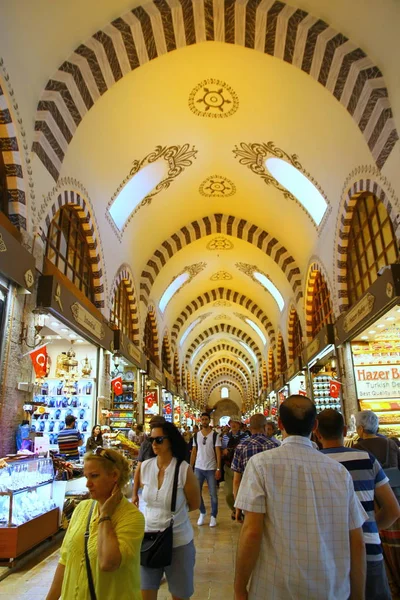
left=109, top=370, right=138, bottom=431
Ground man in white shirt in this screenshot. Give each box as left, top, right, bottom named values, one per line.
left=190, top=412, right=222, bottom=527
left=234, top=395, right=368, bottom=600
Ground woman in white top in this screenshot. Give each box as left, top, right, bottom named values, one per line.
left=140, top=422, right=200, bottom=600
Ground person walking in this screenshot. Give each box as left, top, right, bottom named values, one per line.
left=221, top=415, right=248, bottom=520
left=132, top=416, right=166, bottom=507
left=190, top=412, right=222, bottom=527
left=140, top=422, right=200, bottom=600
left=57, top=414, right=83, bottom=460
left=317, top=408, right=400, bottom=600
left=46, top=448, right=144, bottom=600
left=265, top=421, right=281, bottom=446
left=234, top=395, right=368, bottom=600
left=231, top=413, right=276, bottom=521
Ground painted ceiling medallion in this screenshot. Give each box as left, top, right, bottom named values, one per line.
left=210, top=271, right=232, bottom=281
left=215, top=314, right=231, bottom=321
left=199, top=175, right=236, bottom=197
left=189, top=79, right=239, bottom=119
left=213, top=300, right=231, bottom=307
left=206, top=236, right=234, bottom=251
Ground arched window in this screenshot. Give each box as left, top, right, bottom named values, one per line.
left=221, top=386, right=229, bottom=399
left=143, top=312, right=157, bottom=363
left=311, top=272, right=333, bottom=337
left=111, top=281, right=132, bottom=338
left=347, top=193, right=399, bottom=306
left=0, top=151, right=8, bottom=216
left=161, top=336, right=171, bottom=373
left=291, top=310, right=303, bottom=360
left=46, top=206, right=95, bottom=301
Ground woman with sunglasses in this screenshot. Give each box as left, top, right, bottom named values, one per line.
left=140, top=422, right=200, bottom=600
left=46, top=448, right=144, bottom=600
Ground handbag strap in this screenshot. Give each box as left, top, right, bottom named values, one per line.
left=84, top=501, right=97, bottom=600
left=385, top=438, right=390, bottom=468
left=170, top=460, right=182, bottom=516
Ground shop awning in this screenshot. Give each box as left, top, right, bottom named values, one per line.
left=113, top=329, right=144, bottom=369
left=0, top=223, right=36, bottom=292
left=303, top=324, right=335, bottom=365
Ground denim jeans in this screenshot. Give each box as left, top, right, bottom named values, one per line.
left=366, top=559, right=392, bottom=600
left=195, top=468, right=218, bottom=517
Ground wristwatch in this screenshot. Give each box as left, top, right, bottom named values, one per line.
left=98, top=516, right=112, bottom=524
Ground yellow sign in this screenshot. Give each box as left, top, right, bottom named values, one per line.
left=343, top=293, right=375, bottom=333
left=306, top=338, right=320, bottom=361
left=70, top=302, right=105, bottom=339
left=54, top=283, right=63, bottom=311
left=127, top=342, right=141, bottom=363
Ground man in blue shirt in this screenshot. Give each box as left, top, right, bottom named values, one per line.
left=317, top=409, right=400, bottom=600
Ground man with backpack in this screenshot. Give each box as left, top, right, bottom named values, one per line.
left=190, top=412, right=222, bottom=527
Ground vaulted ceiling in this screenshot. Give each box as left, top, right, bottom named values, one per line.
left=1, top=0, right=399, bottom=410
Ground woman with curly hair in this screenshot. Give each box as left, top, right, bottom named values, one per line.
left=140, top=421, right=200, bottom=600
left=46, top=448, right=144, bottom=600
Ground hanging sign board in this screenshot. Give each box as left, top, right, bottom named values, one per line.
left=354, top=364, right=400, bottom=400
left=147, top=360, right=164, bottom=386
left=303, top=325, right=335, bottom=365
left=0, top=222, right=36, bottom=291
left=113, top=330, right=143, bottom=369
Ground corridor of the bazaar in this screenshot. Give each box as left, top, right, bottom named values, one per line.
left=0, top=1, right=399, bottom=598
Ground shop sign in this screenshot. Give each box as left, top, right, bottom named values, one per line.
left=306, top=338, right=320, bottom=362
left=354, top=364, right=400, bottom=400
left=343, top=293, right=375, bottom=334
left=0, top=224, right=36, bottom=291
left=127, top=341, right=141, bottom=365
left=71, top=302, right=105, bottom=339
left=148, top=361, right=163, bottom=385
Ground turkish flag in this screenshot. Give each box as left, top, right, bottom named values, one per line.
left=184, top=411, right=190, bottom=418
left=145, top=391, right=157, bottom=408
left=111, top=376, right=123, bottom=396
left=271, top=407, right=277, bottom=416
left=175, top=406, right=181, bottom=414
left=264, top=408, right=269, bottom=416
left=165, top=404, right=172, bottom=415
left=329, top=380, right=342, bottom=398
left=30, top=345, right=48, bottom=378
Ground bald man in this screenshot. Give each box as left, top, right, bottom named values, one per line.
left=234, top=395, right=368, bottom=600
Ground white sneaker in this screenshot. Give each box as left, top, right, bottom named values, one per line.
left=209, top=516, right=217, bottom=527
left=197, top=513, right=205, bottom=526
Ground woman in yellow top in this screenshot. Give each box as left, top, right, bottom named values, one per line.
left=46, top=448, right=144, bottom=600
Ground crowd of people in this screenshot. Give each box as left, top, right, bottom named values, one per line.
left=46, top=400, right=400, bottom=600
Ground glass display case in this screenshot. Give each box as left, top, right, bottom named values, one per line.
left=0, top=457, right=59, bottom=563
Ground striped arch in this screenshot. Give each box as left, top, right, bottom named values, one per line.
left=203, top=367, right=248, bottom=391
left=336, top=177, right=400, bottom=313
left=305, top=261, right=334, bottom=340
left=40, top=189, right=105, bottom=308
left=194, top=344, right=254, bottom=375
left=185, top=325, right=263, bottom=365
left=33, top=1, right=397, bottom=180
left=171, top=287, right=276, bottom=349
left=268, top=348, right=276, bottom=383
left=141, top=214, right=301, bottom=305
left=200, top=358, right=250, bottom=385
left=262, top=360, right=268, bottom=388
left=173, top=351, right=180, bottom=385
left=0, top=83, right=27, bottom=230
left=208, top=380, right=244, bottom=400
left=110, top=264, right=140, bottom=343
left=161, top=331, right=172, bottom=372
left=276, top=333, right=287, bottom=375
left=145, top=305, right=160, bottom=360
left=287, top=305, right=302, bottom=363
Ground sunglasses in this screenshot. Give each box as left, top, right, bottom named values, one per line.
left=202, top=436, right=207, bottom=445
left=94, top=447, right=116, bottom=463
left=151, top=435, right=169, bottom=445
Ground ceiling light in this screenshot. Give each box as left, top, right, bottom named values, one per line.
left=368, top=331, right=376, bottom=334
left=109, top=161, right=167, bottom=230
left=361, top=336, right=369, bottom=340
left=180, top=318, right=201, bottom=347
left=69, top=334, right=77, bottom=338
left=159, top=272, right=190, bottom=313
left=76, top=339, right=84, bottom=343
left=253, top=272, right=284, bottom=311
left=61, top=328, right=69, bottom=333
left=56, top=336, right=62, bottom=340
left=265, top=157, right=327, bottom=225
left=245, top=318, right=267, bottom=346
left=51, top=322, right=59, bottom=327
left=377, top=324, right=385, bottom=328
left=386, top=317, right=395, bottom=321
left=45, top=335, right=52, bottom=340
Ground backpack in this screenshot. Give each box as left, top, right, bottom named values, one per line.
left=194, top=430, right=218, bottom=452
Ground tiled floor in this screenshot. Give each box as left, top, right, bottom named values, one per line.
left=0, top=484, right=240, bottom=599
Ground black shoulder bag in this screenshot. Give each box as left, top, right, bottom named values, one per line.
left=141, top=460, right=181, bottom=569
left=84, top=501, right=97, bottom=600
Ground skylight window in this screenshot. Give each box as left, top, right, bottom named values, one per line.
left=221, top=386, right=229, bottom=399
left=236, top=356, right=251, bottom=374
left=180, top=318, right=201, bottom=347
left=191, top=341, right=206, bottom=364
left=265, top=157, right=327, bottom=225
left=245, top=318, right=267, bottom=346
left=109, top=161, right=167, bottom=230
left=253, top=271, right=285, bottom=311
left=159, top=272, right=190, bottom=313
left=239, top=341, right=257, bottom=364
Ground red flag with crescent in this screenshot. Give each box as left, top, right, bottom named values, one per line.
left=329, top=379, right=342, bottom=399
left=111, top=376, right=123, bottom=396
left=30, top=345, right=48, bottom=378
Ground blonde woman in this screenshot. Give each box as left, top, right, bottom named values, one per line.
left=46, top=448, right=144, bottom=600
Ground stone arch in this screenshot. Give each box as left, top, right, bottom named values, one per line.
left=287, top=305, right=303, bottom=363
left=335, top=176, right=400, bottom=313
left=171, top=287, right=276, bottom=348
left=109, top=263, right=140, bottom=343
left=262, top=360, right=268, bottom=388
left=185, top=324, right=263, bottom=365
left=0, top=82, right=27, bottom=230
left=203, top=368, right=248, bottom=392
left=268, top=347, right=276, bottom=383
left=33, top=1, right=397, bottom=180
left=41, top=189, right=105, bottom=308
left=211, top=399, right=244, bottom=420
left=200, top=358, right=250, bottom=385
left=143, top=305, right=160, bottom=362
left=276, top=333, right=287, bottom=375
left=208, top=380, right=243, bottom=400
left=194, top=344, right=254, bottom=374
left=161, top=331, right=172, bottom=372
left=141, top=214, right=301, bottom=305
left=173, top=351, right=180, bottom=386
left=304, top=260, right=334, bottom=340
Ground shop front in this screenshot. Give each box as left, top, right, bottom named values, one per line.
left=35, top=274, right=114, bottom=452
left=265, top=385, right=278, bottom=420
left=143, top=360, right=164, bottom=432
left=162, top=371, right=175, bottom=423
left=285, top=357, right=307, bottom=396
left=109, top=330, right=144, bottom=433
left=275, top=375, right=289, bottom=406
left=335, top=264, right=400, bottom=437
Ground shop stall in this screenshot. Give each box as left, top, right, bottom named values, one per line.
left=335, top=264, right=400, bottom=437
left=34, top=274, right=114, bottom=453
left=162, top=371, right=176, bottom=423
left=303, top=324, right=342, bottom=414
left=285, top=357, right=307, bottom=396
left=275, top=375, right=289, bottom=406
left=265, top=386, right=278, bottom=419
left=143, top=361, right=164, bottom=432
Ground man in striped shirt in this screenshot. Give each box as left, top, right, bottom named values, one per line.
left=57, top=414, right=83, bottom=460
left=317, top=409, right=400, bottom=600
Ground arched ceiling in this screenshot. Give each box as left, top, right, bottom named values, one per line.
left=2, top=0, right=400, bottom=412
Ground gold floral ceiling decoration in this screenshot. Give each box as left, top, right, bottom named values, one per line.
left=199, top=175, right=236, bottom=197
left=210, top=271, right=233, bottom=281
left=206, top=236, right=234, bottom=251
left=189, top=79, right=239, bottom=119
